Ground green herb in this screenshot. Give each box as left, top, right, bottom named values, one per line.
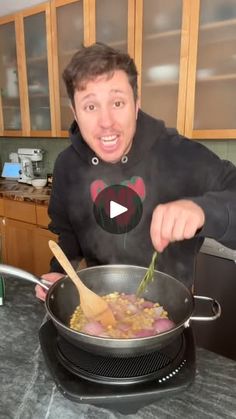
left=136, top=251, right=158, bottom=296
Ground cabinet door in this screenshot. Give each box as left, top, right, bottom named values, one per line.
left=135, top=0, right=190, bottom=133
left=0, top=217, right=6, bottom=263
left=4, top=218, right=35, bottom=273
left=19, top=4, right=56, bottom=137
left=51, top=0, right=86, bottom=137
left=0, top=16, right=22, bottom=136
left=90, top=0, right=135, bottom=55
left=4, top=218, right=57, bottom=276
left=185, top=0, right=236, bottom=139
left=32, top=227, right=58, bottom=276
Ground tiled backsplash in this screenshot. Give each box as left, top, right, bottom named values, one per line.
left=0, top=137, right=236, bottom=175
left=199, top=140, right=236, bottom=163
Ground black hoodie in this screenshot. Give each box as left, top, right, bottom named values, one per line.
left=48, top=110, right=236, bottom=288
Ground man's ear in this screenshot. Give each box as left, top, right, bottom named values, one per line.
left=70, top=103, right=77, bottom=122
left=135, top=98, right=140, bottom=119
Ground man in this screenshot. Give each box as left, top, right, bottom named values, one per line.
left=36, top=42, right=236, bottom=300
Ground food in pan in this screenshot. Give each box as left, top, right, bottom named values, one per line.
left=70, top=292, right=175, bottom=338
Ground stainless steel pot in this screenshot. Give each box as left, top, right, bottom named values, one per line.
left=0, top=264, right=221, bottom=357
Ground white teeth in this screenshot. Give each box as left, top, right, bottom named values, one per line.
left=100, top=135, right=118, bottom=146
left=100, top=135, right=117, bottom=142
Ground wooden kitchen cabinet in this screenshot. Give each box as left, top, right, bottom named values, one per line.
left=4, top=218, right=36, bottom=273
left=17, top=3, right=56, bottom=137
left=1, top=199, right=57, bottom=276
left=0, top=14, right=23, bottom=136
left=51, top=0, right=135, bottom=136
left=0, top=198, right=4, bottom=215
left=52, top=0, right=186, bottom=135
left=89, top=0, right=135, bottom=53
left=51, top=0, right=188, bottom=134
left=185, top=0, right=236, bottom=139
left=0, top=199, right=6, bottom=261
left=51, top=0, right=87, bottom=136
left=32, top=226, right=58, bottom=276
left=50, top=0, right=236, bottom=138
left=0, top=4, right=56, bottom=137
left=4, top=200, right=36, bottom=224
left=0, top=0, right=235, bottom=139
left=135, top=0, right=236, bottom=137
left=134, top=0, right=190, bottom=132
left=0, top=217, right=6, bottom=263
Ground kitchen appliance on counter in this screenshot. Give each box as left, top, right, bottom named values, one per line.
left=17, top=148, right=44, bottom=184
left=40, top=320, right=196, bottom=414
left=1, top=162, right=22, bottom=180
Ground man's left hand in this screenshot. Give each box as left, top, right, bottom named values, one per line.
left=150, top=199, right=205, bottom=252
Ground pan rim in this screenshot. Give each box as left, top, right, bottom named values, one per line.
left=45, top=264, right=193, bottom=344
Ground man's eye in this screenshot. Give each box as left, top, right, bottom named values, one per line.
left=114, top=100, right=124, bottom=108
left=85, top=104, right=96, bottom=111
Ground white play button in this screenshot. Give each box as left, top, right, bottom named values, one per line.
left=93, top=184, right=143, bottom=234
left=110, top=200, right=128, bottom=219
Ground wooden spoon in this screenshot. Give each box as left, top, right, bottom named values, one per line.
left=48, top=240, right=116, bottom=327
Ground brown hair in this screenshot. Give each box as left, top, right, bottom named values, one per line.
left=63, top=42, right=138, bottom=108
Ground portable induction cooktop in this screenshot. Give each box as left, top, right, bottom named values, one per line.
left=39, top=320, right=196, bottom=414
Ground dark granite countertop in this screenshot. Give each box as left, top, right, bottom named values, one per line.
left=0, top=179, right=50, bottom=205
left=1, top=278, right=236, bottom=419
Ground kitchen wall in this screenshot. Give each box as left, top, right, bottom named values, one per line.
left=0, top=136, right=70, bottom=175
left=0, top=136, right=236, bottom=176
left=199, top=140, right=236, bottom=165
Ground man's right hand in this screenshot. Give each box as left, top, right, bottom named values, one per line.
left=35, top=272, right=65, bottom=301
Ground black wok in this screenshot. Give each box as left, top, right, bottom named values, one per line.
left=0, top=264, right=221, bottom=357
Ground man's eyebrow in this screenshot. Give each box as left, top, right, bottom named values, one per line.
left=80, top=93, right=96, bottom=102
left=80, top=89, right=127, bottom=102
left=110, top=89, right=127, bottom=95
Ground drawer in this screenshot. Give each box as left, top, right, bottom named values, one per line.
left=4, top=200, right=36, bottom=224
left=36, top=205, right=50, bottom=228
left=0, top=198, right=4, bottom=216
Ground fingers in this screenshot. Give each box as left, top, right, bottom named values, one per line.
left=172, top=215, right=187, bottom=241
left=35, top=272, right=65, bottom=301
left=150, top=204, right=165, bottom=252
left=41, top=272, right=64, bottom=283
left=151, top=209, right=172, bottom=252
left=35, top=284, right=46, bottom=301
left=151, top=200, right=205, bottom=252
left=182, top=218, right=199, bottom=239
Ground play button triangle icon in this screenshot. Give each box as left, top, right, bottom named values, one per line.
left=110, top=200, right=128, bottom=219
left=93, top=184, right=143, bottom=234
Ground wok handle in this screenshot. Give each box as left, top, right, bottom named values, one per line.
left=190, top=295, right=221, bottom=321
left=0, top=264, right=49, bottom=291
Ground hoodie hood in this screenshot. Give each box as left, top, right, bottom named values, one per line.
left=69, top=109, right=166, bottom=168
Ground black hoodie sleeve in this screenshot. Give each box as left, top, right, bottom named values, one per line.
left=48, top=156, right=83, bottom=273
left=163, top=133, right=236, bottom=250
left=191, top=159, right=236, bottom=248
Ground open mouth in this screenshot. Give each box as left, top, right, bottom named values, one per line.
left=100, top=135, right=118, bottom=146
left=100, top=135, right=119, bottom=151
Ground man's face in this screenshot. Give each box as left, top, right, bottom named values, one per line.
left=72, top=70, right=139, bottom=163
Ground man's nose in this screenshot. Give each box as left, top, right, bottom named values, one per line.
left=98, top=107, right=114, bottom=128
